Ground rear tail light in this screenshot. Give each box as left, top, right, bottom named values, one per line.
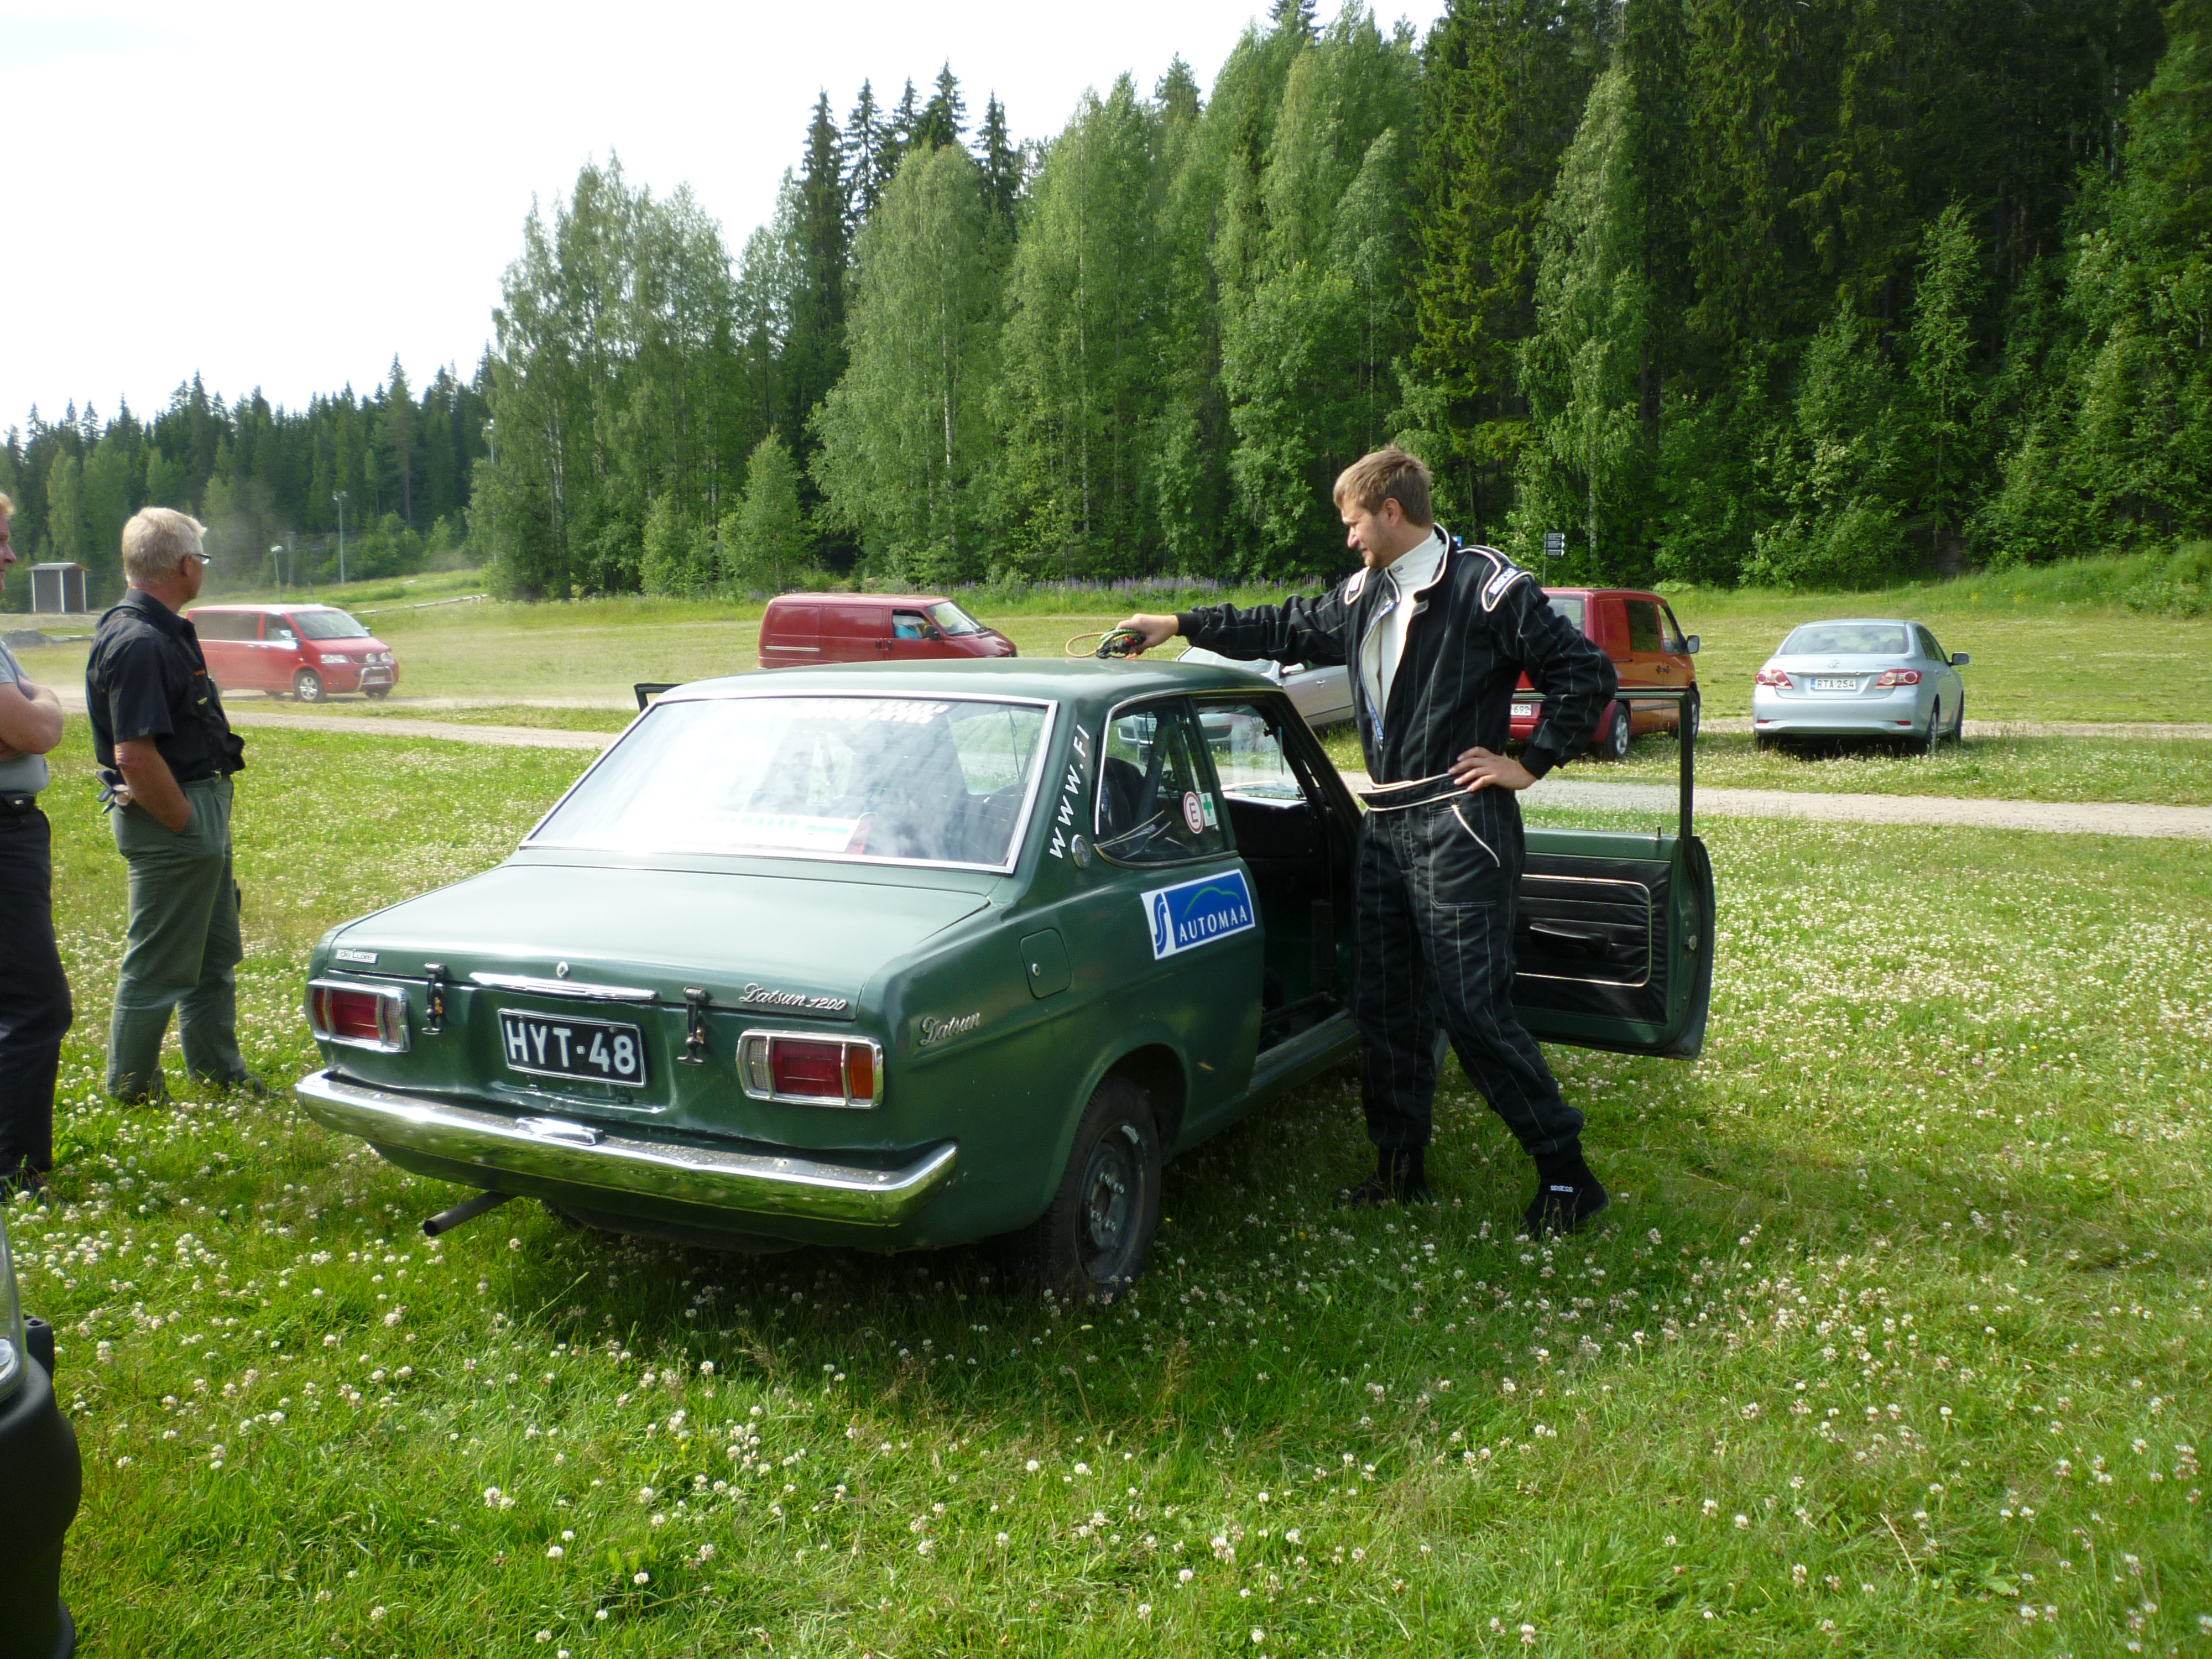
left=307, top=979, right=410, bottom=1052
left=737, top=1032, right=881, bottom=1108
left=1755, top=668, right=1792, bottom=688
left=1875, top=669, right=1923, bottom=687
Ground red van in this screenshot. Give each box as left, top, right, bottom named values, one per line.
left=185, top=604, right=399, bottom=703
left=1510, top=588, right=1699, bottom=761
left=757, top=594, right=1015, bottom=669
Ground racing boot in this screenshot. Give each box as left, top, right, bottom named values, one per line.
left=1337, top=1146, right=1431, bottom=1209
left=1524, top=1144, right=1608, bottom=1236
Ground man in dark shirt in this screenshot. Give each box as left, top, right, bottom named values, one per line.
left=1115, top=447, right=1619, bottom=1233
left=85, top=508, right=255, bottom=1103
left=0, top=491, right=72, bottom=1195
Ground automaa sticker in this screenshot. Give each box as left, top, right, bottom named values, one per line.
left=1141, top=869, right=1256, bottom=961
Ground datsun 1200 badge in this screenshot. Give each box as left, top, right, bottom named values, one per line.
left=295, top=661, right=1714, bottom=1298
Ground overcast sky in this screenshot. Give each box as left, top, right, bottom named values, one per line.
left=2, top=0, right=1448, bottom=435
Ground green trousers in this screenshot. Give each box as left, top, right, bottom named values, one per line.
left=106, top=774, right=246, bottom=1099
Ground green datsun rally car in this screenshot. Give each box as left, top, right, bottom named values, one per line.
left=295, top=661, right=1713, bottom=1297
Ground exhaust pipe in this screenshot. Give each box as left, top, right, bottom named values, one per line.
left=421, top=1190, right=515, bottom=1239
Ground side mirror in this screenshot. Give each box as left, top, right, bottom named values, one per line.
left=1950, top=652, right=1970, bottom=667
left=1684, top=635, right=1701, bottom=655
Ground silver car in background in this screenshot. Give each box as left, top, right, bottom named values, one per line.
left=1176, top=645, right=1356, bottom=729
left=1752, top=618, right=1969, bottom=752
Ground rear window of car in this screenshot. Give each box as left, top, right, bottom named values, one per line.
left=1625, top=601, right=1663, bottom=653
left=292, top=610, right=371, bottom=641
left=1780, top=623, right=1908, bottom=656
left=1547, top=595, right=1586, bottom=632
left=530, top=695, right=1053, bottom=871
left=192, top=611, right=257, bottom=641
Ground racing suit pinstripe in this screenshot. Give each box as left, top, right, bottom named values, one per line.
left=1177, top=532, right=1616, bottom=1160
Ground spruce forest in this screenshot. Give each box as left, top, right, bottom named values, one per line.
left=6, top=0, right=2206, bottom=606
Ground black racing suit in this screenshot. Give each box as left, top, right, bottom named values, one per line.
left=1177, top=531, right=1617, bottom=1160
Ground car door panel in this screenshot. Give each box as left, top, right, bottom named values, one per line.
left=1514, top=688, right=1715, bottom=1058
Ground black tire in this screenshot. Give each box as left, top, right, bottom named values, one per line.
left=365, top=686, right=391, bottom=701
left=1681, top=691, right=1700, bottom=748
left=1908, top=701, right=1939, bottom=757
left=292, top=669, right=326, bottom=704
left=1012, top=1074, right=1162, bottom=1302
left=1754, top=730, right=1777, bottom=755
left=1945, top=694, right=1965, bottom=743
left=1592, top=703, right=1631, bottom=763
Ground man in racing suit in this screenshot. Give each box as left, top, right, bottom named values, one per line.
left=1115, top=447, right=1618, bottom=1232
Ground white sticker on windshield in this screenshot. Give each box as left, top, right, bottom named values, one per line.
left=833, top=700, right=953, bottom=725
left=697, top=811, right=864, bottom=853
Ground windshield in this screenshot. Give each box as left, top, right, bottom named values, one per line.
left=926, top=601, right=987, bottom=637
left=1780, top=623, right=1907, bottom=656
left=293, top=610, right=371, bottom=641
left=531, top=695, right=1052, bottom=869
left=1547, top=594, right=1586, bottom=632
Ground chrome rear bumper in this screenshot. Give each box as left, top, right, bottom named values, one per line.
left=293, top=1068, right=956, bottom=1228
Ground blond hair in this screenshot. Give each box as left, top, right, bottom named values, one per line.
left=122, top=507, right=206, bottom=583
left=1333, top=446, right=1433, bottom=526
left=0, top=490, right=14, bottom=520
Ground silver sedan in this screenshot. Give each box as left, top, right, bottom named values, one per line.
left=1751, top=618, right=1969, bottom=752
left=1175, top=645, right=1355, bottom=729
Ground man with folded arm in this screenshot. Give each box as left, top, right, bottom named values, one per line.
left=1114, top=447, right=1618, bottom=1232
left=85, top=508, right=258, bottom=1104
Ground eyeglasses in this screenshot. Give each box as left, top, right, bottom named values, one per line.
left=183, top=551, right=212, bottom=567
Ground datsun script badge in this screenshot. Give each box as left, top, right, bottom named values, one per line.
left=916, top=1011, right=983, bottom=1047
left=1141, top=869, right=1256, bottom=961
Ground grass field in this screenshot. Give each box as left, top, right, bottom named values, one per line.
left=11, top=557, right=2212, bottom=723
left=11, top=723, right=2209, bottom=1656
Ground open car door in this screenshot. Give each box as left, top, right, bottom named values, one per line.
left=1511, top=687, right=1714, bottom=1058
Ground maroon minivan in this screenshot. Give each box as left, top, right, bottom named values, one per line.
left=1509, top=588, right=1700, bottom=761
left=186, top=604, right=400, bottom=703
left=757, top=594, right=1015, bottom=669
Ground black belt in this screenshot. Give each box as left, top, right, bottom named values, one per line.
left=1354, top=773, right=1477, bottom=813
left=0, top=792, right=40, bottom=815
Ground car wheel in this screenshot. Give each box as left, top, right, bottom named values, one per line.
left=1592, top=703, right=1631, bottom=763
left=1754, top=731, right=1776, bottom=754
left=1013, top=1074, right=1162, bottom=1302
left=292, top=670, right=326, bottom=704
left=1946, top=694, right=1965, bottom=743
left=1908, top=701, right=1938, bottom=757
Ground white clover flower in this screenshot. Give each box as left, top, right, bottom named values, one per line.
left=1177, top=1568, right=1194, bottom=1584
left=633, top=1571, right=650, bottom=1586
left=545, top=1545, right=564, bottom=1560
left=1026, top=1459, right=1040, bottom=1473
